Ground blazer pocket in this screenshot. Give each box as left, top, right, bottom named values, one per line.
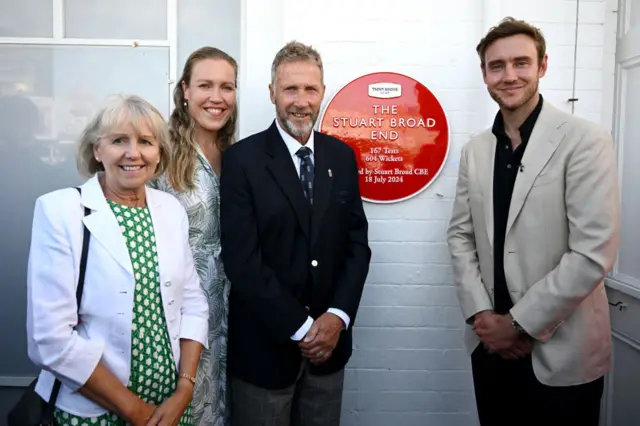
left=532, top=170, right=561, bottom=187
left=333, top=190, right=351, bottom=204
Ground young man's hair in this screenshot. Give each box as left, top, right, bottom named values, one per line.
left=476, top=17, right=547, bottom=70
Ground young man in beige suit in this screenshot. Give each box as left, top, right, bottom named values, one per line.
left=447, top=17, right=621, bottom=426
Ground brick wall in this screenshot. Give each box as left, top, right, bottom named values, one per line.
left=238, top=1, right=616, bottom=424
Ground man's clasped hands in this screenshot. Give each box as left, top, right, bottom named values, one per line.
left=298, top=313, right=344, bottom=365
left=473, top=310, right=533, bottom=360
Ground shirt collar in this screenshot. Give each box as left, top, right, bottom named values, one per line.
left=194, top=144, right=214, bottom=175
left=491, top=94, right=544, bottom=146
left=275, top=118, right=315, bottom=157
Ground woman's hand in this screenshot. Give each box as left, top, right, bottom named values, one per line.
left=145, top=380, right=193, bottom=426
left=127, top=400, right=156, bottom=426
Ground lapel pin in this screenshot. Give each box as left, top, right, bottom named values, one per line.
left=328, top=169, right=332, bottom=178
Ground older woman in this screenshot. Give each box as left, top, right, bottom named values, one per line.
left=149, top=47, right=237, bottom=426
left=26, top=94, right=208, bottom=426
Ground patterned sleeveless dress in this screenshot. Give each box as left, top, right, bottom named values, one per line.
left=150, top=147, right=230, bottom=426
left=54, top=200, right=192, bottom=425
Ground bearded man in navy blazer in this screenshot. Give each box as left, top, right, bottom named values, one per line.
left=219, top=40, right=371, bottom=426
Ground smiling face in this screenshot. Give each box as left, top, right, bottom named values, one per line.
left=94, top=118, right=161, bottom=195
left=183, top=58, right=237, bottom=135
left=269, top=60, right=325, bottom=144
left=482, top=34, right=547, bottom=112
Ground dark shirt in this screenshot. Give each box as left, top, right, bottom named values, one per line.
left=492, top=95, right=544, bottom=314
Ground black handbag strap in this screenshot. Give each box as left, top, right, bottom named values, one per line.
left=43, top=187, right=91, bottom=420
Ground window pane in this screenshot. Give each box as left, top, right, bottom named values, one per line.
left=632, top=0, right=640, bottom=32
left=0, top=0, right=53, bottom=37
left=618, top=64, right=640, bottom=282
left=177, top=0, right=240, bottom=75
left=64, top=0, right=167, bottom=40
left=0, top=44, right=169, bottom=375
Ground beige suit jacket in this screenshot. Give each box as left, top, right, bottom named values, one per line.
left=446, top=101, right=620, bottom=387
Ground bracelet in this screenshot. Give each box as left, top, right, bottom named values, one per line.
left=178, top=372, right=196, bottom=385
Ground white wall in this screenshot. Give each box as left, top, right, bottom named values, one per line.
left=239, top=0, right=617, bottom=425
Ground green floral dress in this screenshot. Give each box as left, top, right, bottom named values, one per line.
left=54, top=200, right=192, bottom=426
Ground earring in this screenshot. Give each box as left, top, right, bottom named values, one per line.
left=95, top=157, right=100, bottom=162
left=183, top=100, right=188, bottom=107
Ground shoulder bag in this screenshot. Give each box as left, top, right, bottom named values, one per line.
left=7, top=187, right=91, bottom=426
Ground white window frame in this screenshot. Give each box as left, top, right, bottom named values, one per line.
left=0, top=0, right=179, bottom=388
left=0, top=0, right=178, bottom=113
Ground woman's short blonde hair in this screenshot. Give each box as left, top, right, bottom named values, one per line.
left=76, top=94, right=170, bottom=178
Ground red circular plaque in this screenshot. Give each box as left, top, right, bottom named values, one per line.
left=319, top=72, right=450, bottom=203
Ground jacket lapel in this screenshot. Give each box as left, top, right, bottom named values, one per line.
left=145, top=189, right=168, bottom=287
left=310, top=133, right=333, bottom=245
left=505, top=104, right=567, bottom=236
left=265, top=122, right=311, bottom=238
left=80, top=175, right=133, bottom=276
left=478, top=134, right=496, bottom=249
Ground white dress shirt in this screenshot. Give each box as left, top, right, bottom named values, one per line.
left=274, top=119, right=351, bottom=340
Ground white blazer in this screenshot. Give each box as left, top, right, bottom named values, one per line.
left=26, top=175, right=209, bottom=417
left=447, top=101, right=620, bottom=386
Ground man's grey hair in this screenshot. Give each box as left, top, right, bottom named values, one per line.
left=271, top=41, right=324, bottom=85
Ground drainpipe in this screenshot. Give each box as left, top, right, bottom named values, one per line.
left=570, top=0, right=581, bottom=114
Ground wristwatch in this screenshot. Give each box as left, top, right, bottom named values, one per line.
left=511, top=318, right=526, bottom=334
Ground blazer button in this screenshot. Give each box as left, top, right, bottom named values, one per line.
left=311, top=260, right=318, bottom=267
left=165, top=281, right=171, bottom=287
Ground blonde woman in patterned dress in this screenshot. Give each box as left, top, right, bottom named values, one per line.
left=149, top=47, right=237, bottom=426
left=26, top=94, right=209, bottom=426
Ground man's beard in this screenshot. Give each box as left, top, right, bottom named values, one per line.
left=489, top=79, right=539, bottom=112
left=277, top=106, right=317, bottom=138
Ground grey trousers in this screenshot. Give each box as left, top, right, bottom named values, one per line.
left=230, top=361, right=344, bottom=426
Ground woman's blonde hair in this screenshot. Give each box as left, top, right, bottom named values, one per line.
left=167, top=47, right=238, bottom=192
left=76, top=94, right=170, bottom=178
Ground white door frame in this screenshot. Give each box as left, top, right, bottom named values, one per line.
left=602, top=0, right=640, bottom=424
